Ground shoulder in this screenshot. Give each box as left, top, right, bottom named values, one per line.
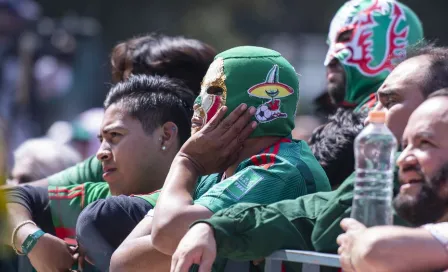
left=239, top=139, right=319, bottom=179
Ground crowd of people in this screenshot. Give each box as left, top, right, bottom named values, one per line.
left=1, top=0, right=448, bottom=271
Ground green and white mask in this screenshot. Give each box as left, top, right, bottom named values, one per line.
left=325, top=0, right=423, bottom=106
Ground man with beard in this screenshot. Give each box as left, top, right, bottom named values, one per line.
left=169, top=45, right=448, bottom=272
left=337, top=90, right=448, bottom=272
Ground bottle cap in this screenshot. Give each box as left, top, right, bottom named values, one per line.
left=368, top=111, right=386, bottom=123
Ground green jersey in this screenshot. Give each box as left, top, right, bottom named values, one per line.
left=195, top=153, right=409, bottom=271
left=193, top=138, right=330, bottom=213
left=186, top=137, right=330, bottom=272
left=47, top=156, right=103, bottom=187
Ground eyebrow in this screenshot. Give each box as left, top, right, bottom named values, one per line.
left=414, top=131, right=435, bottom=140
left=101, top=124, right=126, bottom=134
left=377, top=88, right=399, bottom=96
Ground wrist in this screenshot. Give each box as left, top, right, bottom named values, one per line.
left=175, top=153, right=202, bottom=176
left=14, top=223, right=40, bottom=251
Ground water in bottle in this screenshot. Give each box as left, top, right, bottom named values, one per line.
left=351, top=110, right=397, bottom=227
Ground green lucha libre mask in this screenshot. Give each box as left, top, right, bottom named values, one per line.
left=325, top=0, right=423, bottom=106
left=192, top=46, right=299, bottom=138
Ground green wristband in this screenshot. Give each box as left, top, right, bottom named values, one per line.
left=21, top=229, right=45, bottom=255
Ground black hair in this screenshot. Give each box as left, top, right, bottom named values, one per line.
left=104, top=75, right=194, bottom=145
left=110, top=33, right=216, bottom=95
left=397, top=42, right=448, bottom=98
left=308, top=108, right=366, bottom=188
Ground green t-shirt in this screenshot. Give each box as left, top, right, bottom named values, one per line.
left=193, top=138, right=330, bottom=213
left=47, top=156, right=104, bottom=187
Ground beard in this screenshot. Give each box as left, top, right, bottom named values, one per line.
left=393, top=163, right=448, bottom=226
left=327, top=81, right=346, bottom=105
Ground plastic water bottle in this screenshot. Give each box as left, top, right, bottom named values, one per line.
left=351, top=111, right=397, bottom=227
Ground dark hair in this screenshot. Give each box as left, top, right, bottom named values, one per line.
left=110, top=33, right=216, bottom=95
left=104, top=75, right=194, bottom=145
left=308, top=108, right=366, bottom=188
left=398, top=42, right=448, bottom=98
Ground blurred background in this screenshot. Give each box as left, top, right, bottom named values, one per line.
left=0, top=0, right=445, bottom=178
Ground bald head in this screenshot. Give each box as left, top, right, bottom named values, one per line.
left=404, top=95, right=448, bottom=145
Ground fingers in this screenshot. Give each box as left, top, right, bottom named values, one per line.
left=198, top=248, right=215, bottom=272
left=340, top=218, right=366, bottom=232
left=172, top=255, right=195, bottom=272
left=202, top=106, right=229, bottom=132
left=221, top=106, right=256, bottom=143
left=336, top=233, right=347, bottom=246
left=340, top=253, right=356, bottom=272
left=225, top=120, right=257, bottom=150
left=216, top=103, right=248, bottom=133
left=198, top=259, right=213, bottom=272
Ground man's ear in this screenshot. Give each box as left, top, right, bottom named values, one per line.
left=160, top=122, right=179, bottom=151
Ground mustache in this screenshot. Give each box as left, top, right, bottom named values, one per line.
left=399, top=165, right=425, bottom=181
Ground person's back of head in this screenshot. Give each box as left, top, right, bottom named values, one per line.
left=110, top=33, right=216, bottom=94
left=325, top=0, right=423, bottom=107
left=10, top=138, right=82, bottom=184
left=309, top=108, right=365, bottom=188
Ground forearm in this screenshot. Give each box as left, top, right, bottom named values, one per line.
left=152, top=156, right=200, bottom=253
left=352, top=226, right=448, bottom=272
left=197, top=201, right=313, bottom=261
left=3, top=186, right=54, bottom=245
left=110, top=235, right=171, bottom=272
left=5, top=202, right=48, bottom=258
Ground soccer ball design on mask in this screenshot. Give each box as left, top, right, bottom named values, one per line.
left=249, top=65, right=294, bottom=123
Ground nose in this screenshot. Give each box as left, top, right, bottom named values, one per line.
left=96, top=143, right=112, bottom=162
left=396, top=148, right=417, bottom=169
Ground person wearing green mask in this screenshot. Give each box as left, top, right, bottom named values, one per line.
left=324, top=0, right=423, bottom=112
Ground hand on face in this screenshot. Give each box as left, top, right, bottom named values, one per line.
left=171, top=223, right=217, bottom=272
left=178, top=103, right=257, bottom=176
left=27, top=234, right=79, bottom=272
left=336, top=218, right=366, bottom=272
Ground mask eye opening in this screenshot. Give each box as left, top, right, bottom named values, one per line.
left=206, top=86, right=224, bottom=96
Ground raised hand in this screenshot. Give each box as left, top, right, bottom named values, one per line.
left=178, top=104, right=257, bottom=176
